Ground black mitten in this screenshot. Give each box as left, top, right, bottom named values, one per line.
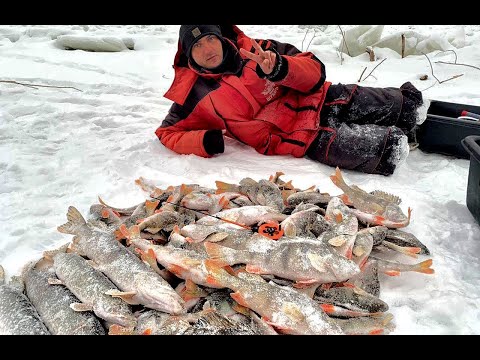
left=203, top=130, right=225, bottom=155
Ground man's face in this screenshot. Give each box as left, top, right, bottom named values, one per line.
left=190, top=35, right=223, bottom=69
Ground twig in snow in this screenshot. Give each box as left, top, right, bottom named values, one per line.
left=434, top=61, right=480, bottom=71
left=420, top=80, right=439, bottom=92
left=301, top=28, right=309, bottom=52
left=359, top=58, right=386, bottom=82
left=358, top=67, right=367, bottom=82
left=0, top=80, right=83, bottom=92
left=431, top=49, right=479, bottom=71
left=401, top=34, right=406, bottom=58
left=422, top=52, right=464, bottom=84
left=306, top=29, right=319, bottom=52
left=423, top=52, right=442, bottom=84
left=338, top=25, right=351, bottom=57
left=439, top=74, right=464, bottom=83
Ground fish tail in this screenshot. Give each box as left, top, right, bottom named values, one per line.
left=215, top=180, right=237, bottom=194
left=179, top=184, right=194, bottom=197
left=145, top=199, right=160, bottom=216
left=329, top=167, right=347, bottom=191
left=57, top=206, right=87, bottom=235
left=119, top=224, right=141, bottom=245
left=414, top=259, right=434, bottom=274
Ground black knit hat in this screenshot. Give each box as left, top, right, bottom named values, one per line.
left=179, top=25, right=222, bottom=58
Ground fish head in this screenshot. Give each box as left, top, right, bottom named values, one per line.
left=134, top=273, right=186, bottom=315
left=180, top=224, right=216, bottom=242
left=383, top=204, right=409, bottom=223
left=325, top=256, right=361, bottom=282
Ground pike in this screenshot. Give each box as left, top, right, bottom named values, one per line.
left=57, top=206, right=185, bottom=314
left=0, top=265, right=50, bottom=335
left=46, top=250, right=137, bottom=328
left=23, top=259, right=105, bottom=335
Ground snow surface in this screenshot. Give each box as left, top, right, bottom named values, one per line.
left=0, top=25, right=479, bottom=334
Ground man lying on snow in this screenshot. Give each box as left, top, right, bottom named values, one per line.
left=156, top=25, right=428, bottom=176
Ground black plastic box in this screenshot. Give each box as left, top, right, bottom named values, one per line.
left=462, top=136, right=480, bottom=225
left=416, top=100, right=480, bottom=159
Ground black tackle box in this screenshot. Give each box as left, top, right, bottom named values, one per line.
left=462, top=136, right=480, bottom=225
left=416, top=100, right=480, bottom=159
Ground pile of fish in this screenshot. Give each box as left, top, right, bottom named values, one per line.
left=0, top=167, right=434, bottom=335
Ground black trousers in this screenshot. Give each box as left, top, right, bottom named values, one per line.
left=307, top=82, right=423, bottom=175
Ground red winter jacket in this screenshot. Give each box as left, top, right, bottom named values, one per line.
left=156, top=25, right=331, bottom=158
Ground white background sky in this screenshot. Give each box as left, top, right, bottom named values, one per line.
left=0, top=25, right=479, bottom=334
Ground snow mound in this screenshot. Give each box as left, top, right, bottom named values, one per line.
left=55, top=35, right=134, bottom=52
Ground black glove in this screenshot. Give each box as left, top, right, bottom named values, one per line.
left=203, top=130, right=225, bottom=155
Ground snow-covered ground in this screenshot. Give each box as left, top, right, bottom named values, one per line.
left=1, top=25, right=479, bottom=334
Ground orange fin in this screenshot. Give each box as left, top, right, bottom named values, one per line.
left=145, top=200, right=160, bottom=216
left=168, top=264, right=187, bottom=278
left=319, top=303, right=336, bottom=314
left=204, top=259, right=227, bottom=287
left=218, top=195, right=230, bottom=210
left=339, top=193, right=353, bottom=206
left=204, top=242, right=230, bottom=266
left=293, top=279, right=319, bottom=288
left=245, top=264, right=266, bottom=275
left=230, top=292, right=250, bottom=308
left=215, top=180, right=236, bottom=194
left=384, top=270, right=401, bottom=276
left=109, top=324, right=135, bottom=335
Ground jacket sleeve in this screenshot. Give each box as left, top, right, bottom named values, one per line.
left=255, top=39, right=326, bottom=94
left=155, top=103, right=212, bottom=158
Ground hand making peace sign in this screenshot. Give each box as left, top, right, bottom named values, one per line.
left=240, top=39, right=277, bottom=75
